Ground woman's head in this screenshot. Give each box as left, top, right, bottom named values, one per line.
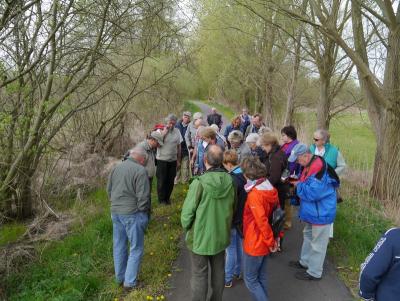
left=241, top=156, right=267, bottom=180
left=281, top=125, right=297, bottom=143
left=223, top=149, right=239, bottom=171
left=231, top=115, right=242, bottom=128
left=228, top=130, right=243, bottom=148
left=313, top=129, right=329, bottom=147
left=245, top=133, right=259, bottom=150
left=258, top=132, right=279, bottom=153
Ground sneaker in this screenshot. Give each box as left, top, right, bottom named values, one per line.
left=295, top=271, right=321, bottom=281
left=288, top=260, right=307, bottom=270
left=224, top=281, right=233, bottom=288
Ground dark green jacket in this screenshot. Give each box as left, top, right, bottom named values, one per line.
left=107, top=158, right=150, bottom=214
left=181, top=169, right=235, bottom=255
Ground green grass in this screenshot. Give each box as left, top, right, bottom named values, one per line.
left=295, top=111, right=376, bottom=170
left=5, top=184, right=188, bottom=301
left=183, top=100, right=202, bottom=114
left=0, top=223, right=27, bottom=246
left=328, top=182, right=393, bottom=295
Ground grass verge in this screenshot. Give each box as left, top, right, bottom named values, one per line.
left=0, top=223, right=27, bottom=247
left=328, top=181, right=393, bottom=296
left=4, top=183, right=188, bottom=301
left=183, top=100, right=202, bottom=114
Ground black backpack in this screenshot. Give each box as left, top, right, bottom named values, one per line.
left=269, top=204, right=286, bottom=238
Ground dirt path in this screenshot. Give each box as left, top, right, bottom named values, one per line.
left=166, top=101, right=354, bottom=301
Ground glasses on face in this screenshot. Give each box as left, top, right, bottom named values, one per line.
left=313, top=138, right=321, bottom=142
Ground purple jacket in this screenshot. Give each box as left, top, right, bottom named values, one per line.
left=281, top=139, right=301, bottom=176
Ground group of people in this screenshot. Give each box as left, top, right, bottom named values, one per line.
left=107, top=106, right=400, bottom=301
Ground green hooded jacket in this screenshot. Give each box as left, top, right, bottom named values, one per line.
left=181, top=169, right=236, bottom=255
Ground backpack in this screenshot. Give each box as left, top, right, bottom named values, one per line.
left=269, top=204, right=286, bottom=238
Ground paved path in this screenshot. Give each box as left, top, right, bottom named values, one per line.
left=191, top=100, right=229, bottom=132
left=167, top=101, right=354, bottom=301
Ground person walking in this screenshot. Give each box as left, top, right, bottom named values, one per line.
left=175, top=111, right=192, bottom=184
left=137, top=131, right=164, bottom=191
left=359, top=227, right=400, bottom=301
left=228, top=130, right=251, bottom=162
left=241, top=156, right=279, bottom=301
left=107, top=146, right=151, bottom=291
left=156, top=114, right=182, bottom=205
left=280, top=125, right=301, bottom=229
left=223, top=150, right=247, bottom=288
left=207, top=107, right=223, bottom=129
left=181, top=145, right=236, bottom=301
left=288, top=144, right=339, bottom=281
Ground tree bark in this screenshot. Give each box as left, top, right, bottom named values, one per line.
left=264, top=68, right=274, bottom=129
left=285, top=36, right=301, bottom=126
left=317, top=73, right=331, bottom=129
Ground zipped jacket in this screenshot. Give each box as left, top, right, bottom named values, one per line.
left=181, top=168, right=236, bottom=255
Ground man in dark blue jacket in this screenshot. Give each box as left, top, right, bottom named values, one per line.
left=359, top=227, right=400, bottom=301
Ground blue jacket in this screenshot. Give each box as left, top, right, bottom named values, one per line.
left=359, top=228, right=400, bottom=301
left=296, top=162, right=339, bottom=224
left=195, top=138, right=225, bottom=174
left=230, top=166, right=247, bottom=228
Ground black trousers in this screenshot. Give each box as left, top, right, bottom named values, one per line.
left=156, top=160, right=177, bottom=204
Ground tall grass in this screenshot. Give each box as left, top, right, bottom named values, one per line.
left=5, top=184, right=188, bottom=300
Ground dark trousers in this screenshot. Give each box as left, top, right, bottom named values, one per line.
left=156, top=160, right=177, bottom=204
left=190, top=251, right=225, bottom=301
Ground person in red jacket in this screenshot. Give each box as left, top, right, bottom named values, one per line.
left=241, top=156, right=279, bottom=301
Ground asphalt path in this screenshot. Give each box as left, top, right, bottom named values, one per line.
left=166, top=101, right=354, bottom=301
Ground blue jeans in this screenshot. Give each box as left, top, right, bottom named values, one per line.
left=299, top=223, right=331, bottom=278
left=243, top=253, right=269, bottom=301
left=111, top=212, right=149, bottom=287
left=225, top=228, right=243, bottom=282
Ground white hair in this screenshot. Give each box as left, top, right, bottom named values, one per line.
left=314, top=129, right=329, bottom=142
left=130, top=145, right=148, bottom=161
left=228, top=130, right=243, bottom=144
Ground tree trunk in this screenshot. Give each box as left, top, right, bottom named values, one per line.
left=264, top=67, right=274, bottom=129
left=317, top=73, right=331, bottom=129
left=255, top=86, right=263, bottom=113
left=370, top=26, right=400, bottom=203
left=285, top=37, right=301, bottom=126
left=244, top=88, right=251, bottom=110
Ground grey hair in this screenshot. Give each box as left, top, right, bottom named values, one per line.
left=129, top=145, right=148, bottom=161
left=205, top=144, right=223, bottom=167
left=165, top=114, right=178, bottom=123
left=228, top=130, right=243, bottom=144
left=314, top=129, right=329, bottom=142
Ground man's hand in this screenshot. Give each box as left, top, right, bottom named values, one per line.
left=269, top=239, right=279, bottom=253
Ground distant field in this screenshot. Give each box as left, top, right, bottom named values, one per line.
left=295, top=111, right=376, bottom=171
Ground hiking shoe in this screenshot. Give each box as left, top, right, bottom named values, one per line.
left=225, top=281, right=233, bottom=288
left=289, top=260, right=307, bottom=270
left=295, top=271, right=321, bottom=281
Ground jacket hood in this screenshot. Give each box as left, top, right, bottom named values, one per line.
left=245, top=179, right=278, bottom=203
left=198, top=169, right=233, bottom=198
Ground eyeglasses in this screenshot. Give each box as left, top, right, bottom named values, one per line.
left=313, top=138, right=321, bottom=142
